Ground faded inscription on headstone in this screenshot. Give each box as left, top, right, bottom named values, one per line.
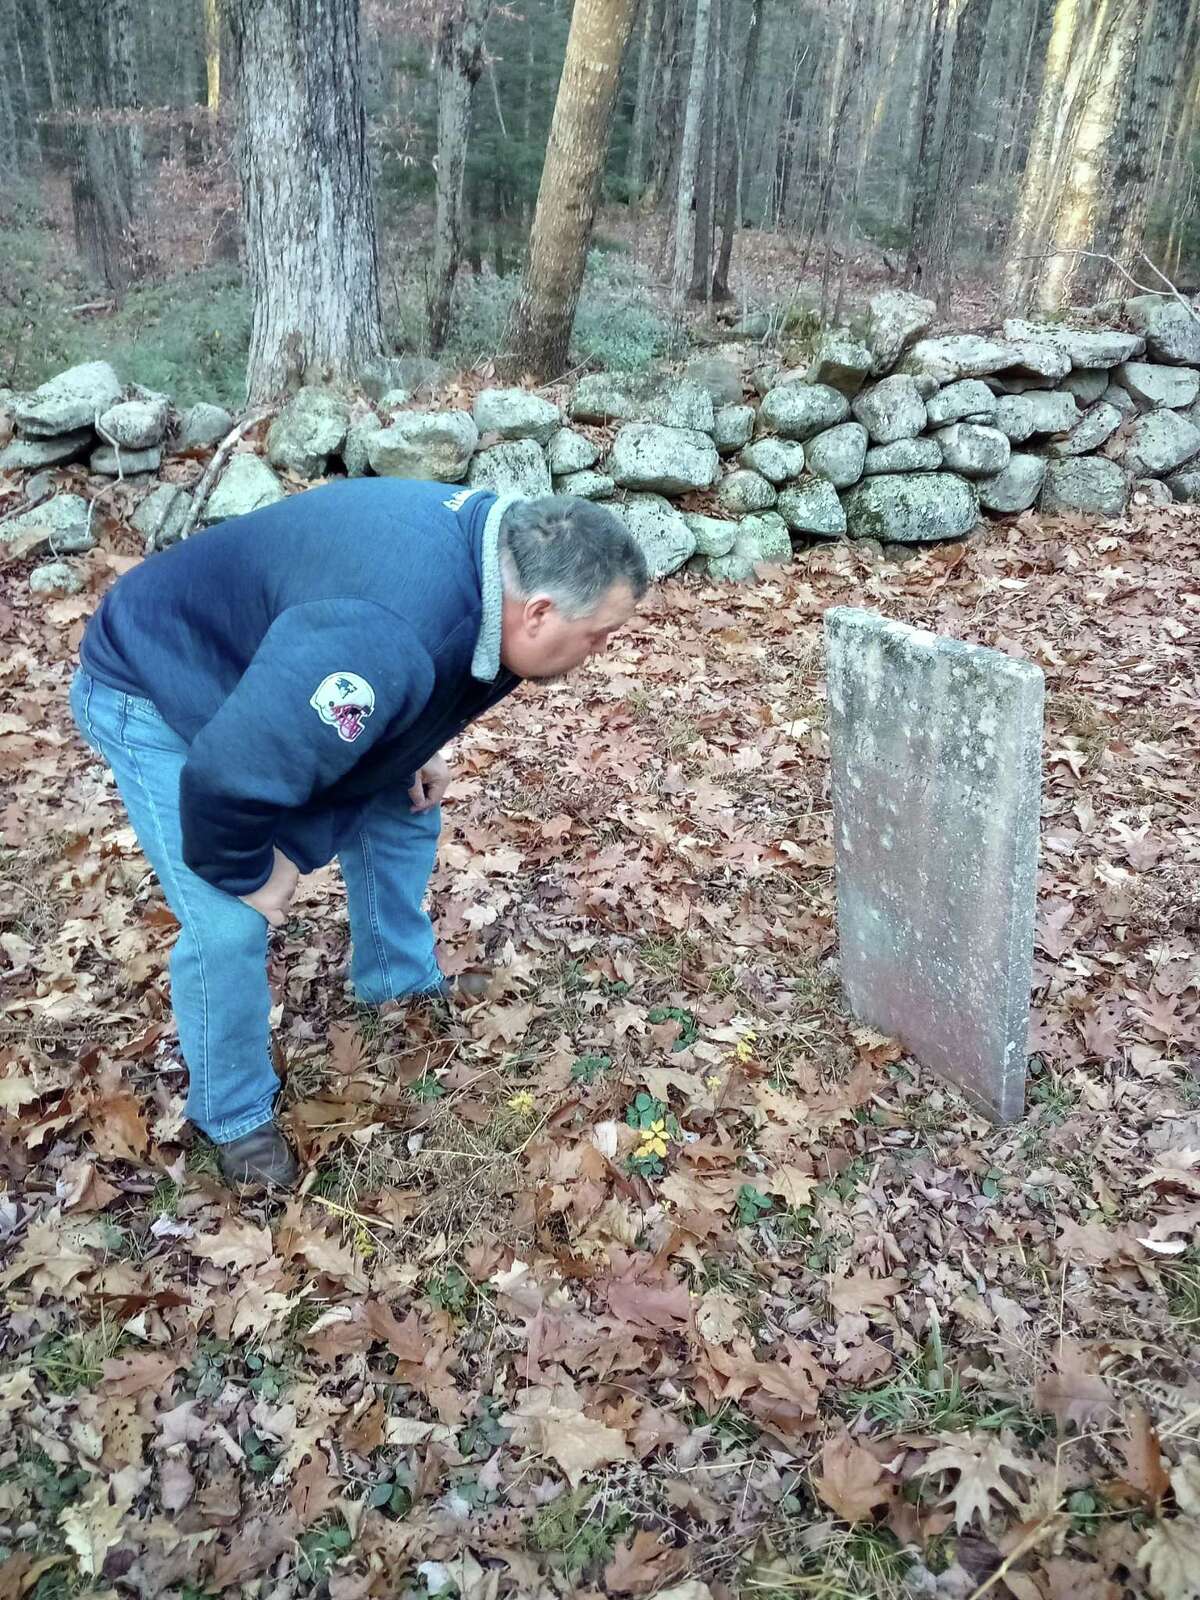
left=825, top=607, right=1043, bottom=1121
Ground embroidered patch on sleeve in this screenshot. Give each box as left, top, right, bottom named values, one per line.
left=309, top=671, right=376, bottom=743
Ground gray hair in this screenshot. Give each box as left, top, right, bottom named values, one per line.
left=498, top=496, right=649, bottom=619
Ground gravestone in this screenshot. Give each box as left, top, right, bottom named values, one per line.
left=824, top=608, right=1043, bottom=1121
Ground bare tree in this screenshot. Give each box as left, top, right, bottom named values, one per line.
left=923, top=0, right=994, bottom=309
left=711, top=0, right=760, bottom=299
left=226, top=0, right=385, bottom=401
left=428, top=0, right=491, bottom=355
left=670, top=0, right=713, bottom=302
left=905, top=0, right=951, bottom=283
left=505, top=0, right=638, bottom=379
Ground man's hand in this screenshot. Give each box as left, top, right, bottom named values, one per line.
left=409, top=753, right=452, bottom=813
left=239, top=847, right=300, bottom=928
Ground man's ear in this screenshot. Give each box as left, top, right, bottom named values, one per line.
left=522, top=594, right=554, bottom=634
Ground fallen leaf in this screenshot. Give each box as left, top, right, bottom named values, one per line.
left=829, top=1270, right=904, bottom=1316
left=1136, top=1516, right=1200, bottom=1600
left=812, top=1429, right=892, bottom=1522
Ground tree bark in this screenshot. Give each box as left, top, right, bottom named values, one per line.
left=226, top=0, right=385, bottom=402
left=204, top=0, right=222, bottom=111
left=670, top=0, right=713, bottom=302
left=428, top=0, right=491, bottom=355
left=627, top=0, right=658, bottom=203
left=712, top=0, right=760, bottom=299
left=505, top=0, right=638, bottom=379
left=924, top=0, right=994, bottom=310
left=688, top=0, right=720, bottom=299
left=905, top=0, right=952, bottom=283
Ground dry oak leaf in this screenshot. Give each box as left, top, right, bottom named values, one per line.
left=829, top=1269, right=904, bottom=1316
left=1035, top=1342, right=1118, bottom=1431
left=602, top=1527, right=688, bottom=1594
left=1111, top=1405, right=1171, bottom=1507
left=502, top=1392, right=630, bottom=1488
left=912, top=1433, right=1035, bottom=1532
left=1172, top=1456, right=1200, bottom=1516
left=812, top=1429, right=893, bottom=1523
left=1043, top=1558, right=1120, bottom=1600
left=99, top=1349, right=183, bottom=1398
left=58, top=1466, right=146, bottom=1577
left=1136, top=1516, right=1200, bottom=1600
left=189, top=1217, right=276, bottom=1271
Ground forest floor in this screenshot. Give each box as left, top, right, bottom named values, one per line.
left=2, top=493, right=1200, bottom=1600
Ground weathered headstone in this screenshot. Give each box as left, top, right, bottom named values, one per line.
left=825, top=608, right=1043, bottom=1121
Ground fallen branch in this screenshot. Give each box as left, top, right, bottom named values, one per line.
left=178, top=407, right=273, bottom=542
left=1008, top=247, right=1198, bottom=322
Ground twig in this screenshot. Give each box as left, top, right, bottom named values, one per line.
left=178, top=407, right=273, bottom=541
left=84, top=413, right=124, bottom=553
left=964, top=1512, right=1062, bottom=1600
left=1008, top=247, right=1198, bottom=322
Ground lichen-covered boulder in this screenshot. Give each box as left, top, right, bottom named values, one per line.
left=570, top=372, right=714, bottom=432
left=740, top=437, right=806, bottom=484
left=1120, top=410, right=1200, bottom=477
left=343, top=413, right=382, bottom=477
left=1003, top=318, right=1144, bottom=369
left=0, top=492, right=95, bottom=554
left=901, top=335, right=1016, bottom=384
left=851, top=375, right=927, bottom=444
left=99, top=395, right=171, bottom=450
left=682, top=513, right=738, bottom=558
left=552, top=469, right=614, bottom=499
left=176, top=402, right=234, bottom=451
left=132, top=484, right=193, bottom=549
left=863, top=438, right=943, bottom=474
left=474, top=388, right=562, bottom=445
left=467, top=438, right=552, bottom=497
left=90, top=443, right=162, bottom=476
left=1047, top=401, right=1124, bottom=457
left=266, top=387, right=352, bottom=477
left=1005, top=337, right=1072, bottom=381
left=977, top=453, right=1047, bottom=514
left=777, top=479, right=846, bottom=537
left=0, top=430, right=93, bottom=471
left=546, top=428, right=599, bottom=474
left=607, top=423, right=719, bottom=493
left=712, top=403, right=756, bottom=454
left=1124, top=295, right=1200, bottom=365
left=1113, top=362, right=1200, bottom=411
left=805, top=422, right=867, bottom=487
left=1061, top=369, right=1110, bottom=406
left=15, top=361, right=121, bottom=436
left=865, top=289, right=936, bottom=375
left=367, top=410, right=478, bottom=480
left=993, top=390, right=1078, bottom=442
left=842, top=473, right=979, bottom=543
left=612, top=493, right=696, bottom=577
left=933, top=423, right=1010, bottom=476
left=683, top=356, right=744, bottom=406
left=759, top=382, right=849, bottom=440
left=924, top=379, right=997, bottom=427
left=708, top=512, right=792, bottom=581
left=806, top=330, right=873, bottom=397
left=1132, top=478, right=1174, bottom=507
left=29, top=559, right=84, bottom=596
left=717, top=468, right=777, bottom=514
left=1166, top=468, right=1200, bottom=502
left=203, top=455, right=286, bottom=523
left=1040, top=458, right=1130, bottom=517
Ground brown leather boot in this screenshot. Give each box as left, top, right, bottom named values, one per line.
left=217, top=1121, right=301, bottom=1190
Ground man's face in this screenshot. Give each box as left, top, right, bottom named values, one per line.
left=500, top=583, right=638, bottom=681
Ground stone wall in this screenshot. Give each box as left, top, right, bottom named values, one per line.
left=4, top=289, right=1200, bottom=594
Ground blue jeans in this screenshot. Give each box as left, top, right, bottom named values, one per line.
left=70, top=668, right=443, bottom=1143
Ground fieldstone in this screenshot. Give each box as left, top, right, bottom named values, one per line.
left=1003, top=318, right=1144, bottom=369
left=360, top=355, right=443, bottom=401
left=606, top=423, right=718, bottom=493
left=14, top=360, right=121, bottom=436
left=374, top=389, right=410, bottom=413
left=777, top=479, right=846, bottom=537
left=90, top=443, right=162, bottom=476
left=0, top=492, right=94, bottom=554
left=203, top=454, right=286, bottom=523
left=1102, top=383, right=1138, bottom=418
left=977, top=453, right=1047, bottom=514
left=343, top=414, right=382, bottom=477
left=553, top=469, right=614, bottom=499
left=825, top=606, right=1043, bottom=1122
left=851, top=375, right=927, bottom=444
left=708, top=511, right=792, bottom=581
left=1120, top=410, right=1200, bottom=477
left=467, top=438, right=552, bottom=497
left=1061, top=369, right=1110, bottom=406
left=730, top=309, right=773, bottom=338
left=683, top=356, right=744, bottom=406
left=925, top=379, right=997, bottom=427
left=132, top=484, right=193, bottom=549
left=807, top=330, right=873, bottom=397
left=806, top=422, right=868, bottom=488
left=934, top=423, right=1010, bottom=476
left=902, top=335, right=1016, bottom=384
left=842, top=473, right=979, bottom=543
left=863, top=438, right=943, bottom=474
left=1040, top=457, right=1130, bottom=517
left=473, top=388, right=561, bottom=445
left=368, top=410, right=478, bottom=480
left=1132, top=478, right=1174, bottom=507
left=752, top=361, right=783, bottom=397
left=24, top=471, right=58, bottom=502
left=1166, top=468, right=1200, bottom=502
left=1005, top=337, right=1072, bottom=381
left=990, top=373, right=1058, bottom=395
left=712, top=403, right=756, bottom=454
left=569, top=372, right=714, bottom=431
left=267, top=387, right=351, bottom=476
left=612, top=493, right=696, bottom=578
left=1113, top=362, right=1200, bottom=411
left=175, top=402, right=234, bottom=451
left=29, top=559, right=84, bottom=596
left=0, top=429, right=93, bottom=470
left=993, top=390, right=1079, bottom=442
left=865, top=289, right=936, bottom=375
left=740, top=437, right=806, bottom=484
left=683, top=513, right=738, bottom=558
left=98, top=395, right=170, bottom=450
left=1124, top=294, right=1200, bottom=365
left=717, top=468, right=776, bottom=514
left=1047, top=401, right=1124, bottom=457
left=759, top=382, right=850, bottom=440
left=546, top=428, right=598, bottom=474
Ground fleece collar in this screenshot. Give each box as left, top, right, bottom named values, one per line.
left=470, top=492, right=521, bottom=682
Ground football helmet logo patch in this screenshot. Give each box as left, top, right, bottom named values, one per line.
left=310, top=671, right=376, bottom=743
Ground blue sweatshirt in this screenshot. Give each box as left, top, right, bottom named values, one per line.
left=80, top=478, right=521, bottom=895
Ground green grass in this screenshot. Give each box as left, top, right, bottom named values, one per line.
left=31, top=1322, right=125, bottom=1395
left=1165, top=1252, right=1200, bottom=1327
left=532, top=1487, right=631, bottom=1579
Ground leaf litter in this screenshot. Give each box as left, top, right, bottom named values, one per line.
left=1, top=497, right=1199, bottom=1598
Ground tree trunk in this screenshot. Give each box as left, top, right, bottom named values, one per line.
left=204, top=0, right=222, bottom=111
left=627, top=0, right=655, bottom=202
left=644, top=0, right=682, bottom=210
left=108, top=0, right=142, bottom=188
left=688, top=0, right=720, bottom=298
left=505, top=0, right=637, bottom=378
left=905, top=0, right=952, bottom=283
left=227, top=0, right=385, bottom=402
left=712, top=0, right=760, bottom=298
left=428, top=0, right=490, bottom=356
left=924, top=0, right=994, bottom=310
left=670, top=0, right=713, bottom=302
